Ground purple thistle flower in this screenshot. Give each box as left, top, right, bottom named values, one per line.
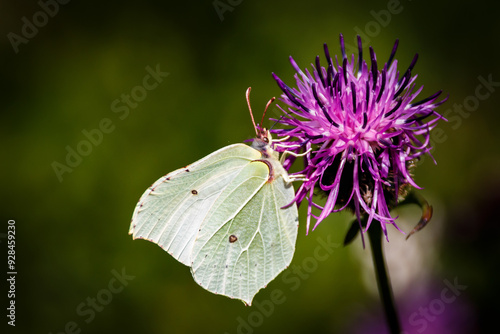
left=271, top=34, right=447, bottom=237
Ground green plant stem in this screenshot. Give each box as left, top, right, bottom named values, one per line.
left=368, top=222, right=401, bottom=334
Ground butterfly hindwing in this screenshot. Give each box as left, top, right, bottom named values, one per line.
left=191, top=163, right=298, bottom=305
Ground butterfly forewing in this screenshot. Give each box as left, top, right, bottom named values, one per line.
left=129, top=144, right=261, bottom=265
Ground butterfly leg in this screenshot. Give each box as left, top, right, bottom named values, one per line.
left=279, top=148, right=312, bottom=165
left=287, top=174, right=308, bottom=182
left=272, top=135, right=290, bottom=142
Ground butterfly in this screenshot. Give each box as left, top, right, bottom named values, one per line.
left=129, top=88, right=305, bottom=305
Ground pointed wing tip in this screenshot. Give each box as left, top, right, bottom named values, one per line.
left=128, top=224, right=135, bottom=236
left=129, top=232, right=141, bottom=240
left=128, top=219, right=141, bottom=236
left=128, top=233, right=143, bottom=241
left=193, top=280, right=256, bottom=306
left=237, top=295, right=254, bottom=306
left=129, top=234, right=158, bottom=245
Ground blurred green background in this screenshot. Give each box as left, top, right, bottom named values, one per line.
left=1, top=0, right=498, bottom=333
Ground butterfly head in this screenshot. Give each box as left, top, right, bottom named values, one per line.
left=252, top=126, right=275, bottom=158
left=245, top=87, right=276, bottom=158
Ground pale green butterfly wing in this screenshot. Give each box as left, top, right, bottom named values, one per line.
left=129, top=135, right=298, bottom=305
left=191, top=167, right=297, bottom=305
left=129, top=144, right=262, bottom=265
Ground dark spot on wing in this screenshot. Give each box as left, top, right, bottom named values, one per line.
left=191, top=189, right=198, bottom=195
left=185, top=169, right=190, bottom=172
left=229, top=235, right=238, bottom=243
left=166, top=177, right=171, bottom=180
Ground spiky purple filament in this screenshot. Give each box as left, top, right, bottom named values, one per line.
left=271, top=34, right=447, bottom=238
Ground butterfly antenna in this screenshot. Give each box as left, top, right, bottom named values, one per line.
left=261, top=97, right=276, bottom=129
left=246, top=87, right=259, bottom=135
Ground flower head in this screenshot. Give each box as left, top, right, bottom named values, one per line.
left=271, top=34, right=447, bottom=237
